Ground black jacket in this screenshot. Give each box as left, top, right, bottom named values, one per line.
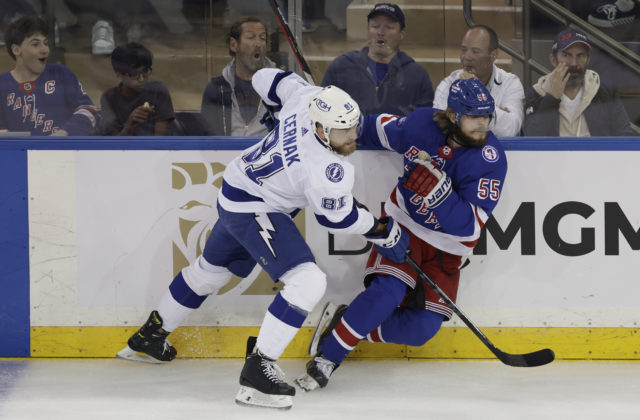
left=522, top=71, right=635, bottom=137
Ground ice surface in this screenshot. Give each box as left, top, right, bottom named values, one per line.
left=1, top=359, right=639, bottom=420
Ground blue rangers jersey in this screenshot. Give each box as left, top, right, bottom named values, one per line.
left=359, top=108, right=508, bottom=256
left=218, top=68, right=376, bottom=236
left=0, top=63, right=98, bottom=135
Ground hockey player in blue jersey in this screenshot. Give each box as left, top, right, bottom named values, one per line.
left=295, top=78, right=508, bottom=392
left=0, top=16, right=98, bottom=136
left=117, top=69, right=437, bottom=410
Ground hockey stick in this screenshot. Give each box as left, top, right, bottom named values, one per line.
left=268, top=0, right=316, bottom=85
left=405, top=251, right=554, bottom=367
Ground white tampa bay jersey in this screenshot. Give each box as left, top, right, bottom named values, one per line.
left=218, top=69, right=375, bottom=236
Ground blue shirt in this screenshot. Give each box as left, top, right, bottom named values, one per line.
left=368, top=58, right=389, bottom=86
left=0, top=63, right=97, bottom=135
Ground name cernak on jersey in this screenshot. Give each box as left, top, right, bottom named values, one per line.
left=282, top=114, right=300, bottom=167
left=241, top=113, right=300, bottom=186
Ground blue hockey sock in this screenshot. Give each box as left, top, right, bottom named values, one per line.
left=321, top=275, right=406, bottom=365
left=267, top=292, right=307, bottom=328
left=368, top=307, right=444, bottom=346
left=168, top=272, right=207, bottom=309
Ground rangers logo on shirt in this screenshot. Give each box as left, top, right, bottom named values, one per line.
left=481, top=145, right=499, bottom=163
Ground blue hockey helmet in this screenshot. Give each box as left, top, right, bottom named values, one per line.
left=447, top=78, right=495, bottom=123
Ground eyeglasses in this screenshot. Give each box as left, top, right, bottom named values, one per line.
left=127, top=67, right=152, bottom=78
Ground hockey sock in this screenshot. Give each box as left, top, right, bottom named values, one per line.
left=157, top=272, right=207, bottom=332
left=256, top=292, right=308, bottom=360
left=320, top=275, right=406, bottom=365
left=366, top=307, right=444, bottom=347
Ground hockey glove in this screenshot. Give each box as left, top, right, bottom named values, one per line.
left=259, top=102, right=281, bottom=131
left=364, top=216, right=410, bottom=264
left=403, top=153, right=452, bottom=209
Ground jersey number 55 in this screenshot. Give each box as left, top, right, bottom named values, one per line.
left=477, top=178, right=501, bottom=201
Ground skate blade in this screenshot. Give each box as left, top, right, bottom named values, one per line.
left=294, top=373, right=321, bottom=392
left=234, top=386, right=293, bottom=410
left=308, top=302, right=338, bottom=356
left=116, top=345, right=168, bottom=364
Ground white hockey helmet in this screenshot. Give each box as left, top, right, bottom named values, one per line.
left=308, top=85, right=362, bottom=148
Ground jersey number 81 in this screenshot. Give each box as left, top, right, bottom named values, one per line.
left=242, top=127, right=284, bottom=186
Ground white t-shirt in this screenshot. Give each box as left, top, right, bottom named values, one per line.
left=433, top=65, right=525, bottom=137
left=561, top=88, right=584, bottom=116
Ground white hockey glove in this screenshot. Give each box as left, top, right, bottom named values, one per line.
left=402, top=152, right=452, bottom=208
left=364, top=216, right=410, bottom=263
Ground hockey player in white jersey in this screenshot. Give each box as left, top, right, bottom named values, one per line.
left=117, top=69, right=434, bottom=410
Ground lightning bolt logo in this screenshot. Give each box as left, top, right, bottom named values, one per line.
left=255, top=213, right=277, bottom=257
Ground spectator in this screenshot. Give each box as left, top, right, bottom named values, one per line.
left=433, top=24, right=524, bottom=137
left=0, top=16, right=98, bottom=136
left=200, top=16, right=276, bottom=137
left=588, top=0, right=639, bottom=27
left=321, top=3, right=434, bottom=116
left=97, top=42, right=175, bottom=136
left=522, top=28, right=635, bottom=137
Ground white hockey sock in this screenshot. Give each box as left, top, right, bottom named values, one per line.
left=255, top=311, right=300, bottom=360
left=157, top=289, right=195, bottom=333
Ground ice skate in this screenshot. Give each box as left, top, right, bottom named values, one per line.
left=295, top=354, right=337, bottom=391
left=296, top=302, right=345, bottom=391
left=308, top=302, right=348, bottom=356
left=235, top=336, right=295, bottom=410
left=116, top=310, right=177, bottom=363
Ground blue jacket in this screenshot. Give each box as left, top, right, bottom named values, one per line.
left=322, top=47, right=434, bottom=116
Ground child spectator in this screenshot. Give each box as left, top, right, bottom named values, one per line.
left=0, top=16, right=98, bottom=136
left=98, top=42, right=175, bottom=136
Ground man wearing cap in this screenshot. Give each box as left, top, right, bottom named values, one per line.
left=433, top=24, right=525, bottom=137
left=522, top=28, right=634, bottom=137
left=321, top=2, right=434, bottom=116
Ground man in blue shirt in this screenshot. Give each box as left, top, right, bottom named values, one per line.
left=322, top=3, right=434, bottom=116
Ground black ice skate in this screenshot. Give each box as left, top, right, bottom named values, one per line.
left=116, top=310, right=177, bottom=363
left=235, top=336, right=296, bottom=410
left=295, top=354, right=337, bottom=392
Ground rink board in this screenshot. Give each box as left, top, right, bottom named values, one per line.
left=2, top=137, right=640, bottom=359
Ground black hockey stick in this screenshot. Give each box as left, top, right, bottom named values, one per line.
left=405, top=251, right=554, bottom=367
left=268, top=0, right=316, bottom=84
